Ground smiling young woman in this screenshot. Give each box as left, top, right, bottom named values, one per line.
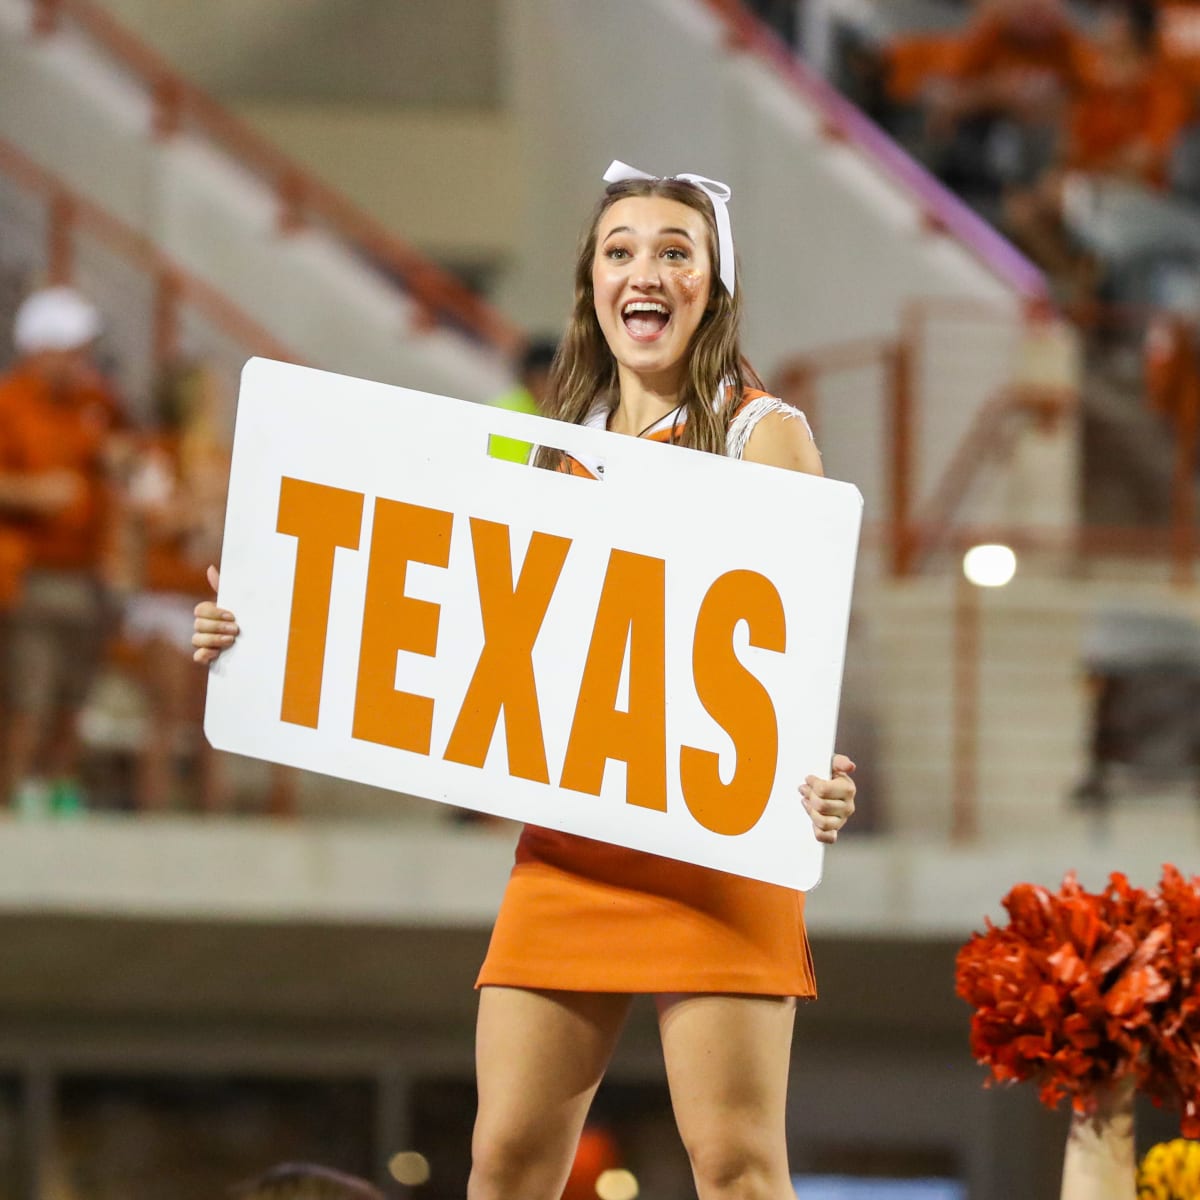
left=193, top=160, right=857, bottom=1200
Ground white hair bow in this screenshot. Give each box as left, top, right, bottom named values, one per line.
left=602, top=159, right=736, bottom=297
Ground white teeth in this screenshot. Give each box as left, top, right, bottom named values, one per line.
left=622, top=301, right=670, bottom=316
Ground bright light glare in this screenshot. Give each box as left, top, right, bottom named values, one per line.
left=596, top=1168, right=639, bottom=1200
left=962, top=543, right=1017, bottom=588
left=388, top=1152, right=431, bottom=1186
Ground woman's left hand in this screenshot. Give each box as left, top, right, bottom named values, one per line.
left=801, top=754, right=856, bottom=845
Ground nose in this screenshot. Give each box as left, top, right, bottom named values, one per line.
left=631, top=252, right=662, bottom=290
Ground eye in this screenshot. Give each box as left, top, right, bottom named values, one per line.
left=663, top=247, right=690, bottom=261
left=604, top=246, right=630, bottom=261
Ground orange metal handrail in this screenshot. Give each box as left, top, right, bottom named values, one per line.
left=1141, top=312, right=1200, bottom=586
left=772, top=334, right=916, bottom=572
left=0, top=134, right=300, bottom=365
left=778, top=302, right=1200, bottom=578
left=773, top=305, right=1032, bottom=578
left=26, top=0, right=524, bottom=356
left=951, top=570, right=980, bottom=843
left=907, top=390, right=1031, bottom=569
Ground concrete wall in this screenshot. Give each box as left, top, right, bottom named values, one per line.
left=234, top=105, right=519, bottom=267
left=96, top=0, right=502, bottom=106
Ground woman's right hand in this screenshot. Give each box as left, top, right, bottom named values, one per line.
left=192, top=564, right=240, bottom=664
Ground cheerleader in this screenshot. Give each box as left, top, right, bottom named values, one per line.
left=194, top=161, right=858, bottom=1200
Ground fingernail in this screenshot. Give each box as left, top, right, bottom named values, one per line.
left=221, top=612, right=234, bottom=620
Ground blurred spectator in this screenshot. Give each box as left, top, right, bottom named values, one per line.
left=1158, top=0, right=1200, bottom=90
left=883, top=29, right=965, bottom=113
left=486, top=337, right=557, bottom=464
left=922, top=0, right=1091, bottom=204
left=1004, top=0, right=1189, bottom=287
left=231, top=1162, right=384, bottom=1200
left=122, top=361, right=230, bottom=812
left=0, top=286, right=126, bottom=815
left=1067, top=1, right=1188, bottom=184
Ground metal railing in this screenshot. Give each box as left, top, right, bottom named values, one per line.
left=0, top=134, right=297, bottom=415
left=772, top=290, right=1200, bottom=843
left=25, top=0, right=525, bottom=356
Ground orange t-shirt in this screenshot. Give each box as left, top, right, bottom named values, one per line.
left=1158, top=1, right=1200, bottom=87
left=0, top=366, right=121, bottom=573
left=885, top=33, right=966, bottom=104
left=1066, top=55, right=1190, bottom=182
left=953, top=14, right=1089, bottom=92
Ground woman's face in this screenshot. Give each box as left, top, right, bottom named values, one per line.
left=591, top=194, right=714, bottom=391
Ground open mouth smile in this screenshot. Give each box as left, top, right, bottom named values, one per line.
left=621, top=299, right=672, bottom=343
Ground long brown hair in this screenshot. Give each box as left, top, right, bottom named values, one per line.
left=535, top=176, right=762, bottom=469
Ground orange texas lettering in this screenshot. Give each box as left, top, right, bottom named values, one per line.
left=442, top=518, right=572, bottom=783
left=276, top=477, right=365, bottom=729
left=274, top=477, right=786, bottom=836
left=559, top=549, right=667, bottom=812
left=352, top=497, right=452, bottom=756
left=680, top=570, right=786, bottom=835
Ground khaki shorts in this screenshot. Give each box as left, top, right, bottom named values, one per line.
left=3, top=569, right=108, bottom=716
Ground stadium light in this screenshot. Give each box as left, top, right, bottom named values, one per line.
left=962, top=543, right=1017, bottom=588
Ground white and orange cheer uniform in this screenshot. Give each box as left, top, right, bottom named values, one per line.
left=477, top=387, right=820, bottom=997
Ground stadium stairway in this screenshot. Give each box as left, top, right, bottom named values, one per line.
left=0, top=0, right=519, bottom=406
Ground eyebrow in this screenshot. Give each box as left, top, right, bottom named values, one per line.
left=602, top=225, right=696, bottom=242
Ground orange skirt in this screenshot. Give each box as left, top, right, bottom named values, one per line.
left=476, top=825, right=816, bottom=997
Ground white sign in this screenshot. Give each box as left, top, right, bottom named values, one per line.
left=205, top=358, right=862, bottom=890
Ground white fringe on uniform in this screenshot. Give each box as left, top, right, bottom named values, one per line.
left=724, top=394, right=815, bottom=461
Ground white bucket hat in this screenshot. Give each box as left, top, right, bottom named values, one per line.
left=13, top=286, right=102, bottom=354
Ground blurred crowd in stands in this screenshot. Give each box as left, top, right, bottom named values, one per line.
left=0, top=284, right=240, bottom=817
left=0, top=277, right=570, bottom=823
left=840, top=0, right=1200, bottom=307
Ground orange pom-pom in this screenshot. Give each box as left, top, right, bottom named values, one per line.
left=956, top=866, right=1200, bottom=1134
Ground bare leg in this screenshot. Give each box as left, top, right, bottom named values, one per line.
left=469, top=986, right=631, bottom=1200
left=44, top=704, right=83, bottom=780
left=134, top=638, right=176, bottom=811
left=196, top=741, right=230, bottom=814
left=3, top=622, right=52, bottom=800
left=180, top=640, right=231, bottom=814
left=658, top=993, right=797, bottom=1200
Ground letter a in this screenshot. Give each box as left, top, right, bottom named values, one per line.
left=560, top=550, right=666, bottom=811
left=352, top=499, right=452, bottom=756
left=276, top=477, right=365, bottom=729
left=680, top=570, right=785, bottom=836
left=443, top=520, right=571, bottom=782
